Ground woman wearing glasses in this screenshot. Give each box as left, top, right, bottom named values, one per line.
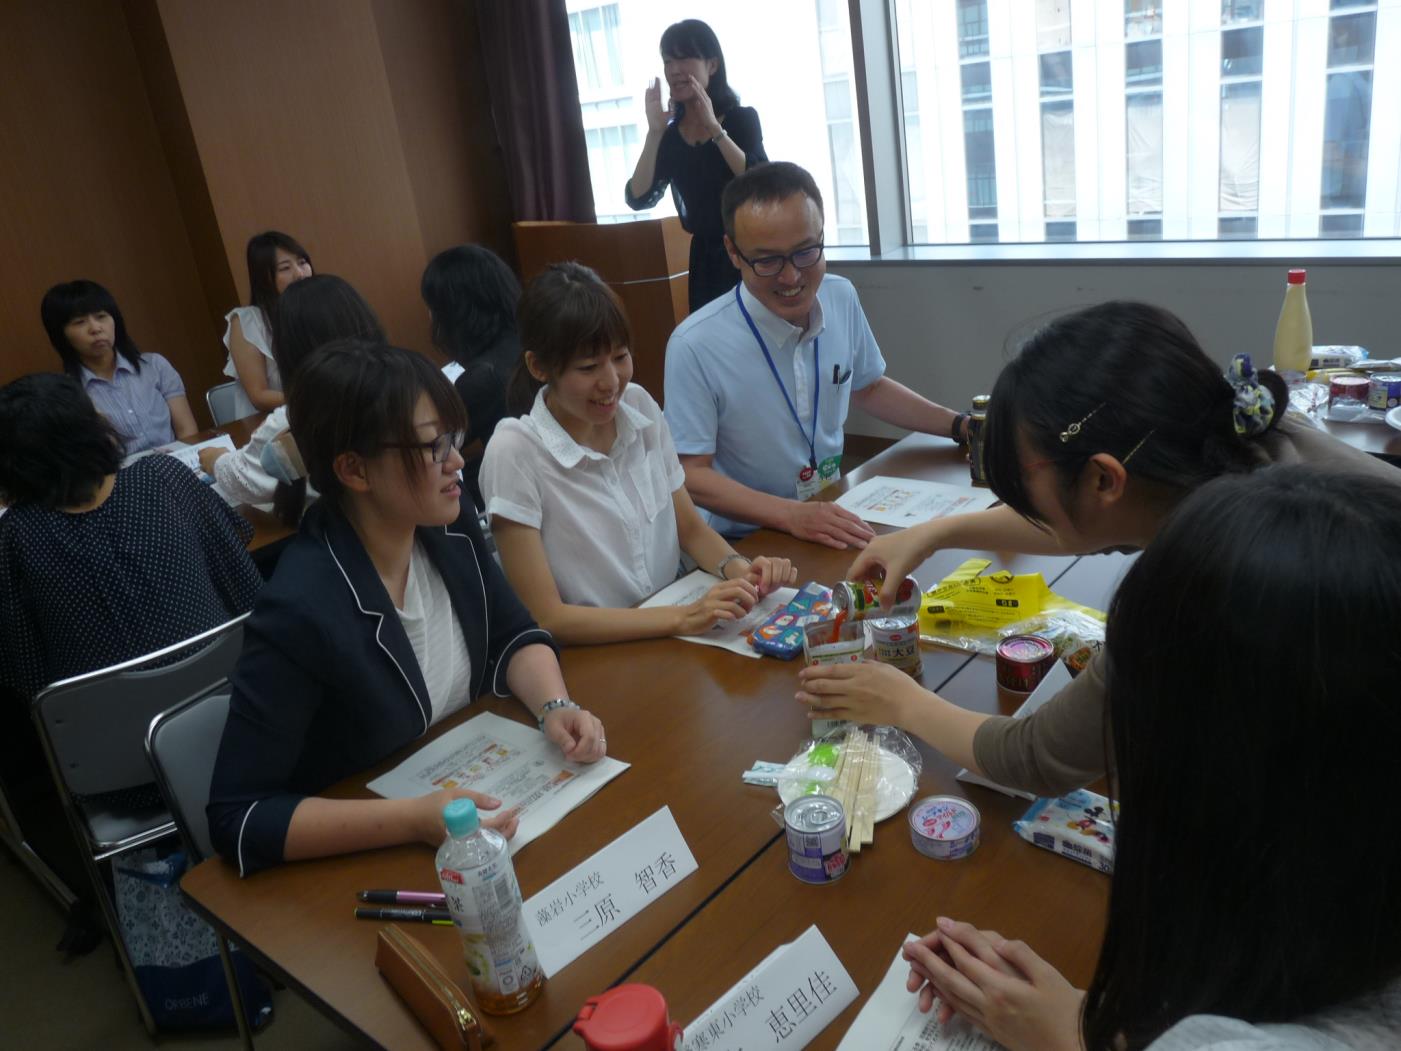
left=479, top=262, right=796, bottom=646
left=208, top=341, right=606, bottom=876
left=626, top=19, right=766, bottom=312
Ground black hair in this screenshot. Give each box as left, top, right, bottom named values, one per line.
left=660, top=19, right=739, bottom=120
left=420, top=245, right=521, bottom=367
left=721, top=161, right=825, bottom=241
left=983, top=301, right=1288, bottom=526
left=1084, top=464, right=1401, bottom=1049
left=507, top=262, right=632, bottom=415
left=287, top=340, right=468, bottom=511
left=269, top=275, right=385, bottom=528
left=40, top=280, right=143, bottom=376
left=245, top=230, right=313, bottom=333
left=0, top=373, right=124, bottom=508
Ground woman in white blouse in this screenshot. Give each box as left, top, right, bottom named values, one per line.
left=221, top=230, right=313, bottom=417
left=480, top=262, right=798, bottom=645
left=201, top=275, right=382, bottom=523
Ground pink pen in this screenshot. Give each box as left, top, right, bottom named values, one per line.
left=357, top=889, right=447, bottom=905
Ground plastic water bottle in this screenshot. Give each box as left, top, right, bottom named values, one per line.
left=435, top=798, right=544, bottom=1014
left=1272, top=268, right=1313, bottom=382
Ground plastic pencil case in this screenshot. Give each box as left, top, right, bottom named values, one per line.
left=750, top=582, right=835, bottom=659
left=375, top=925, right=494, bottom=1050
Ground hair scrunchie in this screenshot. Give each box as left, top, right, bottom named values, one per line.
left=1227, top=353, right=1276, bottom=437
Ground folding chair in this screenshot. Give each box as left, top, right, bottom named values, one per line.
left=205, top=381, right=246, bottom=427
left=147, top=688, right=255, bottom=1048
left=31, top=614, right=248, bottom=1036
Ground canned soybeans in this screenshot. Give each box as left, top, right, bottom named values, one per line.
left=908, top=795, right=981, bottom=860
left=784, top=796, right=849, bottom=884
left=869, top=615, right=922, bottom=675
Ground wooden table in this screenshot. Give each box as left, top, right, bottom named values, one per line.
left=1316, top=414, right=1401, bottom=460
left=570, top=554, right=1134, bottom=1050
left=183, top=414, right=294, bottom=551
left=180, top=437, right=1096, bottom=1050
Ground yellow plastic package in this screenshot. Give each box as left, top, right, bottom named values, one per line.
left=918, top=558, right=1105, bottom=654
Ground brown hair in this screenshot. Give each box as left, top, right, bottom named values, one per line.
left=287, top=340, right=467, bottom=510
left=507, top=262, right=632, bottom=414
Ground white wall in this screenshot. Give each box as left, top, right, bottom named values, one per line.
left=833, top=259, right=1400, bottom=437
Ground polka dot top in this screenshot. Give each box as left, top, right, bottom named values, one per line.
left=0, top=454, right=263, bottom=701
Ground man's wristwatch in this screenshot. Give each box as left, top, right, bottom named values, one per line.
left=950, top=412, right=971, bottom=447
left=536, top=698, right=579, bottom=730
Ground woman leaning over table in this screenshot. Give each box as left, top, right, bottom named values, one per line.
left=798, top=301, right=1401, bottom=797
left=207, top=340, right=605, bottom=877
left=479, top=262, right=796, bottom=646
left=626, top=19, right=766, bottom=312
left=221, top=230, right=313, bottom=416
left=901, top=465, right=1401, bottom=1051
left=41, top=279, right=198, bottom=454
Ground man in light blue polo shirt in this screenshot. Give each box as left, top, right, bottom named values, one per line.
left=664, top=161, right=965, bottom=548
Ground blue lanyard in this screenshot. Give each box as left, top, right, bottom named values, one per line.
left=735, top=285, right=820, bottom=469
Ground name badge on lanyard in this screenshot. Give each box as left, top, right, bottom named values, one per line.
left=735, top=286, right=842, bottom=501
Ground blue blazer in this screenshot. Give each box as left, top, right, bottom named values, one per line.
left=208, top=496, right=553, bottom=876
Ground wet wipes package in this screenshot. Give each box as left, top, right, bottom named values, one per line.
left=749, top=583, right=835, bottom=659
left=1012, top=789, right=1117, bottom=873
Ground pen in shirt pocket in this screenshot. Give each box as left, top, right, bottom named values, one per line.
left=832, top=365, right=853, bottom=385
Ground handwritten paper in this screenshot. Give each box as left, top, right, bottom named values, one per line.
left=836, top=476, right=998, bottom=529
left=521, top=806, right=697, bottom=976
left=367, top=711, right=628, bottom=855
left=683, top=925, right=857, bottom=1051
left=955, top=661, right=1071, bottom=801
left=640, top=569, right=798, bottom=659
left=837, top=935, right=1005, bottom=1050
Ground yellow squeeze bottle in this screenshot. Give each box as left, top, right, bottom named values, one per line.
left=1272, top=269, right=1313, bottom=377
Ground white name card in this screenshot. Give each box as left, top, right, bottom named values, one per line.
left=683, top=925, right=858, bottom=1051
left=522, top=806, right=697, bottom=977
left=836, top=935, right=1005, bottom=1051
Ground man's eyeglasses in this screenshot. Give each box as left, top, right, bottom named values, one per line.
left=733, top=241, right=825, bottom=278
left=385, top=431, right=466, bottom=464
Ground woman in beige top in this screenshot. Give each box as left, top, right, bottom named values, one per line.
left=796, top=301, right=1400, bottom=796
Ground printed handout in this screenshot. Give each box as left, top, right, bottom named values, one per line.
left=641, top=569, right=797, bottom=659
left=836, top=476, right=997, bottom=529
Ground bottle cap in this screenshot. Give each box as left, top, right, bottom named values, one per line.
left=443, top=798, right=479, bottom=837
left=972, top=394, right=991, bottom=410
left=573, top=984, right=682, bottom=1051
left=1287, top=269, right=1307, bottom=284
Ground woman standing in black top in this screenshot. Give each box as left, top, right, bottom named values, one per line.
left=625, top=19, right=766, bottom=313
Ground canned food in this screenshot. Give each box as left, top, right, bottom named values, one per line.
left=869, top=615, right=922, bottom=675
left=908, top=795, right=980, bottom=860
left=802, top=619, right=867, bottom=666
left=1368, top=373, right=1401, bottom=410
left=784, top=796, right=848, bottom=884
left=833, top=577, right=919, bottom=620
left=1329, top=375, right=1371, bottom=409
left=995, top=635, right=1057, bottom=693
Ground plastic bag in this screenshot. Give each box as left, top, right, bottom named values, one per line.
left=1011, top=789, right=1117, bottom=874
left=918, top=558, right=1106, bottom=655
left=114, top=846, right=273, bottom=1031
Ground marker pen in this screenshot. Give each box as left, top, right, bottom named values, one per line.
left=357, top=889, right=448, bottom=906
left=354, top=906, right=453, bottom=925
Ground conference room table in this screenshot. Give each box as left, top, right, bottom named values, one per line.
left=179, top=432, right=1132, bottom=1051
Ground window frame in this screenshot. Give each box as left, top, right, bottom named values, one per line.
left=844, top=0, right=1401, bottom=261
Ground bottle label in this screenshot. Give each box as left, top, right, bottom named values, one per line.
left=439, top=863, right=542, bottom=999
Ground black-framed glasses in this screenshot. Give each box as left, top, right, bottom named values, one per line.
left=733, top=240, right=825, bottom=277
left=385, top=431, right=466, bottom=464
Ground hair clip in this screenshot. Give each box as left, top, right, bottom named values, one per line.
left=1121, top=429, right=1155, bottom=465
left=1059, top=404, right=1104, bottom=443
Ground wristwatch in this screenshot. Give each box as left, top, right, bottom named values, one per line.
left=950, top=412, right=971, bottom=447
left=536, top=698, right=579, bottom=730
left=715, top=553, right=751, bottom=579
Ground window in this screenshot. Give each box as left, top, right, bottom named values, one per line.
left=565, top=0, right=868, bottom=244
left=1125, top=0, right=1163, bottom=40
left=1125, top=40, right=1163, bottom=87
left=957, top=0, right=989, bottom=58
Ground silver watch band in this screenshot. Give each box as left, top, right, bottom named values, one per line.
left=715, top=553, right=751, bottom=579
left=536, top=698, right=579, bottom=729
